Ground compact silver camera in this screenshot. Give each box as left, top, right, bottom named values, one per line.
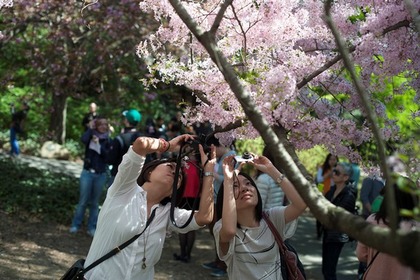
left=234, top=152, right=254, bottom=163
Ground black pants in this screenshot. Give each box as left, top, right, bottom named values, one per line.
left=322, top=241, right=345, bottom=280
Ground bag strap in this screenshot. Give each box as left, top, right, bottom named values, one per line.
left=362, top=251, right=380, bottom=280
left=262, top=212, right=286, bottom=255
left=80, top=208, right=157, bottom=275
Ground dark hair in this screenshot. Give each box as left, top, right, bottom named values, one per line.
left=322, top=153, right=338, bottom=175
left=375, top=176, right=418, bottom=225
left=216, top=172, right=263, bottom=226
left=137, top=158, right=186, bottom=206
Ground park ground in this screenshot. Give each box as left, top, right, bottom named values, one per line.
left=0, top=154, right=359, bottom=279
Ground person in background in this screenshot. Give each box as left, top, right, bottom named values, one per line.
left=360, top=174, right=385, bottom=219
left=83, top=135, right=216, bottom=280
left=173, top=147, right=201, bottom=263
left=350, top=161, right=361, bottom=190
left=213, top=153, right=306, bottom=279
left=201, top=136, right=236, bottom=277
left=356, top=157, right=420, bottom=280
left=316, top=153, right=339, bottom=195
left=256, top=146, right=285, bottom=210
left=316, top=153, right=339, bottom=239
left=70, top=117, right=111, bottom=237
left=82, top=102, right=98, bottom=130
left=106, top=109, right=143, bottom=186
left=322, top=162, right=356, bottom=280
left=358, top=172, right=385, bottom=278
left=9, top=101, right=30, bottom=157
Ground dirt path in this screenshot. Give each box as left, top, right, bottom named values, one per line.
left=0, top=210, right=218, bottom=280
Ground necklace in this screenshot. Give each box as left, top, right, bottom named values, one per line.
left=142, top=225, right=151, bottom=269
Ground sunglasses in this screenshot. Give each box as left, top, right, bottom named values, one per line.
left=333, top=168, right=342, bottom=176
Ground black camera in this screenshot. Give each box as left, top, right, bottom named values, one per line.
left=234, top=152, right=254, bottom=163
left=186, top=134, right=211, bottom=155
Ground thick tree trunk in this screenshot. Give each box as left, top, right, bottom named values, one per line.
left=48, top=92, right=67, bottom=144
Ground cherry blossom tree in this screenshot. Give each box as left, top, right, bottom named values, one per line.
left=136, top=0, right=420, bottom=270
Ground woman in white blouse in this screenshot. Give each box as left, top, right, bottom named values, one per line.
left=84, top=135, right=216, bottom=280
left=214, top=154, right=306, bottom=279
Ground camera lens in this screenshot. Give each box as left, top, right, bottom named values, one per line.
left=242, top=152, right=252, bottom=159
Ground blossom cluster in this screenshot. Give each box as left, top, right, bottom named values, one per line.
left=136, top=0, right=419, bottom=165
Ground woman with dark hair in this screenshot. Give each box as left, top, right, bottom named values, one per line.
left=315, top=153, right=339, bottom=239
left=70, top=117, right=111, bottom=237
left=83, top=135, right=216, bottom=280
left=356, top=174, right=420, bottom=280
left=213, top=154, right=306, bottom=279
left=316, top=153, right=339, bottom=195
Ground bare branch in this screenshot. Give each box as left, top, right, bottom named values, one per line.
left=210, top=0, right=233, bottom=35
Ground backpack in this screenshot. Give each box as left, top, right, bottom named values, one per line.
left=116, top=132, right=138, bottom=153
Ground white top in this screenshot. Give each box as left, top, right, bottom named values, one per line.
left=84, top=147, right=202, bottom=280
left=213, top=207, right=297, bottom=280
left=256, top=173, right=285, bottom=209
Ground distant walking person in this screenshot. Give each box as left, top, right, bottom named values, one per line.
left=10, top=101, right=30, bottom=157
left=70, top=117, right=111, bottom=237
left=82, top=102, right=98, bottom=130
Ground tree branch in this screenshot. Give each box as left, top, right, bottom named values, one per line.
left=324, top=0, right=418, bottom=270
left=297, top=17, right=414, bottom=89
left=210, top=0, right=233, bottom=35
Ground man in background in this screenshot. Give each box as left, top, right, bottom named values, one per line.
left=82, top=102, right=98, bottom=131
left=10, top=101, right=30, bottom=157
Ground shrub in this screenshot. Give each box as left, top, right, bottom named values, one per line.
left=0, top=157, right=79, bottom=224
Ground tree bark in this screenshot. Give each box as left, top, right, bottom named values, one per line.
left=48, top=92, right=67, bottom=144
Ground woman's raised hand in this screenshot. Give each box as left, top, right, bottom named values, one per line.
left=167, top=134, right=195, bottom=153
left=251, top=155, right=275, bottom=174
left=222, top=155, right=236, bottom=180
left=133, top=134, right=195, bottom=156
left=200, top=144, right=216, bottom=173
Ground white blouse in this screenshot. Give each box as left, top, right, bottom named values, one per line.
left=84, top=147, right=202, bottom=280
left=214, top=207, right=297, bottom=280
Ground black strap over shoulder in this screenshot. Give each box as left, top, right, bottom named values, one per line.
left=79, top=208, right=157, bottom=275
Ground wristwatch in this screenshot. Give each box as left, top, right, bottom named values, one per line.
left=276, top=174, right=285, bottom=185
left=203, top=172, right=214, bottom=177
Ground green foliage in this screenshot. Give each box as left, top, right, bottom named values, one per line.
left=0, top=157, right=79, bottom=223
left=297, top=146, right=329, bottom=177
left=235, top=138, right=328, bottom=178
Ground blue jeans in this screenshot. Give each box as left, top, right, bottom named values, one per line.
left=71, top=169, right=107, bottom=231
left=322, top=241, right=345, bottom=280
left=10, top=127, right=19, bottom=156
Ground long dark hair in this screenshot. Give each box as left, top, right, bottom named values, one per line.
left=216, top=172, right=263, bottom=226
left=322, top=153, right=338, bottom=175
left=137, top=158, right=186, bottom=206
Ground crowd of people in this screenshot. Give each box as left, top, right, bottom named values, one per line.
left=64, top=103, right=420, bottom=280
left=7, top=100, right=419, bottom=279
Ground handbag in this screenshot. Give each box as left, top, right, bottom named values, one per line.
left=60, top=208, right=157, bottom=280
left=262, top=212, right=306, bottom=280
